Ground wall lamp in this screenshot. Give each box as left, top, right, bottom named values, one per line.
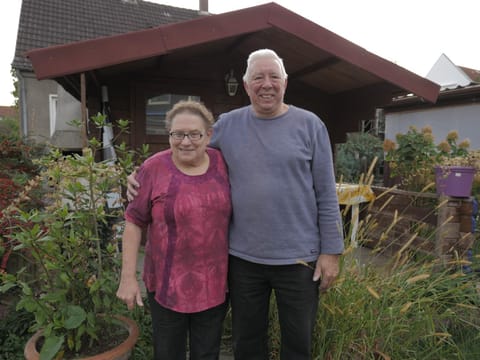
left=225, top=69, right=239, bottom=97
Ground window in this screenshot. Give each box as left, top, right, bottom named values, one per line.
left=146, top=94, right=200, bottom=135
left=49, top=94, right=58, bottom=137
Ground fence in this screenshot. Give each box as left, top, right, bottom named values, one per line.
left=362, top=186, right=475, bottom=260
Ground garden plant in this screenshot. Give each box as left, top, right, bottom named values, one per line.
left=335, top=132, right=384, bottom=184
left=383, top=125, right=480, bottom=196
left=1, top=118, right=480, bottom=359
left=265, top=165, right=480, bottom=359
left=311, top=166, right=480, bottom=359
left=0, top=114, right=149, bottom=359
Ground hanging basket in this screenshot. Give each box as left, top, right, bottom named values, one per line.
left=434, top=166, right=475, bottom=197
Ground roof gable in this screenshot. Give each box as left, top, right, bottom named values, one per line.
left=426, top=53, right=473, bottom=89
left=25, top=2, right=440, bottom=103
left=13, top=0, right=202, bottom=71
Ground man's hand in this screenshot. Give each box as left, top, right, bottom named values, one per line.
left=126, top=169, right=139, bottom=202
left=313, top=254, right=340, bottom=292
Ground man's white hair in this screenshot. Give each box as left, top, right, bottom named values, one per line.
left=243, top=49, right=288, bottom=82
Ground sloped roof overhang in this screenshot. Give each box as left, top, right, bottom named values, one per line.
left=385, top=84, right=480, bottom=112
left=26, top=2, right=440, bottom=103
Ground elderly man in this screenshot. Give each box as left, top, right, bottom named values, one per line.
left=128, top=48, right=344, bottom=359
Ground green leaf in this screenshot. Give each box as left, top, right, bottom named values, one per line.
left=0, top=281, right=17, bottom=293
left=39, top=334, right=64, bottom=360
left=17, top=296, right=38, bottom=313
left=64, top=305, right=86, bottom=329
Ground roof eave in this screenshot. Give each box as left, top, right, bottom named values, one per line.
left=263, top=6, right=439, bottom=103
left=26, top=3, right=274, bottom=80
left=26, top=2, right=440, bottom=103
left=386, top=84, right=480, bottom=109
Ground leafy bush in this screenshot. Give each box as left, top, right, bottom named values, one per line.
left=335, top=132, right=384, bottom=183
left=0, top=301, right=34, bottom=360
left=0, top=114, right=149, bottom=359
left=0, top=116, right=20, bottom=142
left=0, top=117, right=43, bottom=275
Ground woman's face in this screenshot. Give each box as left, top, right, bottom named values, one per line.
left=169, top=111, right=212, bottom=167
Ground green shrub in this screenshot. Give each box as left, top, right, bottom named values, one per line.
left=0, top=114, right=149, bottom=359
left=0, top=301, right=34, bottom=360
left=0, top=116, right=20, bottom=143
left=335, top=132, right=384, bottom=183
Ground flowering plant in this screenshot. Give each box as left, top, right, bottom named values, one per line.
left=435, top=130, right=477, bottom=168
left=383, top=126, right=477, bottom=192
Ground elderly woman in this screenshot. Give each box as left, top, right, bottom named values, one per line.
left=116, top=100, right=231, bottom=360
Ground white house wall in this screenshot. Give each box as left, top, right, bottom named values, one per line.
left=51, top=85, right=83, bottom=150
left=385, top=103, right=480, bottom=150
left=19, top=71, right=82, bottom=150
left=20, top=73, right=57, bottom=144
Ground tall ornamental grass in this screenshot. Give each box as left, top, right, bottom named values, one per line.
left=314, top=250, right=479, bottom=359
left=311, top=164, right=480, bottom=359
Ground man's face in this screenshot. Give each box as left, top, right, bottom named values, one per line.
left=244, top=57, right=287, bottom=119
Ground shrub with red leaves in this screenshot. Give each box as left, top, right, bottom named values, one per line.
left=0, top=147, right=39, bottom=273
left=0, top=122, right=41, bottom=273
left=0, top=177, right=21, bottom=273
left=0, top=210, right=18, bottom=273
left=0, top=177, right=20, bottom=210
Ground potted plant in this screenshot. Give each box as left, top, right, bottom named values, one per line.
left=0, top=114, right=148, bottom=359
left=384, top=126, right=479, bottom=196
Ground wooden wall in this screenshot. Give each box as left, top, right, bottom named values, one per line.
left=84, top=65, right=396, bottom=159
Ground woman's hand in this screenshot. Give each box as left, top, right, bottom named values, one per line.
left=116, top=276, right=144, bottom=310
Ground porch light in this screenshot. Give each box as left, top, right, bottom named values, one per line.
left=225, top=69, right=239, bottom=97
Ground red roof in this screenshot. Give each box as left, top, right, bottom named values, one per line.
left=26, top=2, right=439, bottom=103
left=0, top=106, right=18, bottom=119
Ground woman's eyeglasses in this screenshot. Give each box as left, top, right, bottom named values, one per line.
left=169, top=131, right=204, bottom=141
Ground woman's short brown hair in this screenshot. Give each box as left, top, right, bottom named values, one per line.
left=165, top=100, right=214, bottom=130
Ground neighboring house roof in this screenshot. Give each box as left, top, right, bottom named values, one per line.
left=13, top=0, right=203, bottom=72
left=0, top=106, right=18, bottom=119
left=460, top=66, right=480, bottom=83
left=426, top=53, right=478, bottom=90
left=26, top=2, right=440, bottom=103
left=386, top=54, right=480, bottom=109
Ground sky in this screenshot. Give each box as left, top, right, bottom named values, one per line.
left=1, top=0, right=480, bottom=106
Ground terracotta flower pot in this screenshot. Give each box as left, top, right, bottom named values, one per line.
left=24, top=315, right=139, bottom=360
